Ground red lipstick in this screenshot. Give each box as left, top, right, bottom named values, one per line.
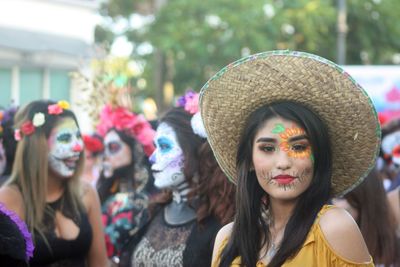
left=273, top=175, right=296, bottom=185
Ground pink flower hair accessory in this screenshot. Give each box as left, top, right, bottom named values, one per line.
left=176, top=90, right=207, bottom=139
left=176, top=89, right=199, bottom=115
left=97, top=104, right=156, bottom=156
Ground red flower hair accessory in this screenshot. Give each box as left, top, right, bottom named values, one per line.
left=96, top=105, right=156, bottom=156
left=83, top=134, right=104, bottom=154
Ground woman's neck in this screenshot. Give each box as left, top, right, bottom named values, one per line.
left=171, top=180, right=191, bottom=204
left=269, top=198, right=297, bottom=229
left=47, top=172, right=64, bottom=202
left=164, top=180, right=197, bottom=226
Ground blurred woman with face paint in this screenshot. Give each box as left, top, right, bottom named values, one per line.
left=130, top=91, right=236, bottom=267
left=95, top=104, right=157, bottom=266
left=0, top=100, right=108, bottom=267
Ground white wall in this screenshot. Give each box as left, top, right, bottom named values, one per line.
left=0, top=0, right=100, bottom=43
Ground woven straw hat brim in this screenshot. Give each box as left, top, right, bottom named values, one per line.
left=200, top=51, right=381, bottom=197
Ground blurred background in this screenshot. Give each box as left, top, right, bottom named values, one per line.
left=0, top=0, right=399, bottom=132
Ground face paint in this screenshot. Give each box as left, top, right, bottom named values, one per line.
left=0, top=141, right=6, bottom=175
left=102, top=130, right=132, bottom=178
left=150, top=122, right=185, bottom=189
left=252, top=117, right=314, bottom=201
left=271, top=123, right=312, bottom=159
left=48, top=118, right=83, bottom=178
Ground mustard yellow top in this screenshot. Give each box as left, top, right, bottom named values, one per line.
left=213, top=205, right=374, bottom=267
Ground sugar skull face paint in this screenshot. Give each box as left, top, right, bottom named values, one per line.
left=0, top=141, right=6, bottom=175
left=102, top=130, right=132, bottom=178
left=149, top=122, right=185, bottom=189
left=48, top=117, right=83, bottom=178
left=252, top=117, right=314, bottom=201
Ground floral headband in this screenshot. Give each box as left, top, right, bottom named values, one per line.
left=14, top=101, right=70, bottom=141
left=176, top=90, right=207, bottom=139
left=0, top=203, right=34, bottom=260
left=96, top=105, right=156, bottom=156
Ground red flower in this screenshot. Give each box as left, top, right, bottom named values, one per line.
left=20, top=121, right=35, bottom=135
left=83, top=135, right=104, bottom=153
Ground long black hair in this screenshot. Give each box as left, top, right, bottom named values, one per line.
left=219, top=101, right=332, bottom=267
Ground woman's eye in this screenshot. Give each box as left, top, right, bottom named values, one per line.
left=260, top=145, right=275, bottom=152
left=57, top=133, right=72, bottom=143
left=159, top=143, right=171, bottom=151
left=292, top=143, right=308, bottom=151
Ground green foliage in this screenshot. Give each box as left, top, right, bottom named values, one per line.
left=99, top=0, right=400, bottom=98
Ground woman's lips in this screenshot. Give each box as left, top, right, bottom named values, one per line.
left=273, top=175, right=296, bottom=185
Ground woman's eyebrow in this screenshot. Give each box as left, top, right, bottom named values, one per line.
left=288, top=134, right=308, bottom=142
left=256, top=137, right=277, bottom=143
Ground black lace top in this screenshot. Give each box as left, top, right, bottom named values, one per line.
left=30, top=196, right=92, bottom=267
left=131, top=210, right=195, bottom=267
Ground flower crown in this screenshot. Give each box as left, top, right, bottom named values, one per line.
left=0, top=203, right=34, bottom=260
left=14, top=101, right=70, bottom=141
left=176, top=90, right=207, bottom=139
left=96, top=105, right=156, bottom=156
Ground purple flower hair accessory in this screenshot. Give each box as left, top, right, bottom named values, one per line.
left=0, top=202, right=34, bottom=260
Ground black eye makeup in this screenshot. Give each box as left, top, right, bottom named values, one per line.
left=106, top=141, right=122, bottom=154
left=57, top=133, right=72, bottom=143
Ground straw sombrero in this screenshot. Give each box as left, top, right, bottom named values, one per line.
left=200, top=50, right=381, bottom=197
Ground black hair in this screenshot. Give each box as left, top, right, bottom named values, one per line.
left=219, top=101, right=332, bottom=267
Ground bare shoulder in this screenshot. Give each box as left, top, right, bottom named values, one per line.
left=387, top=187, right=399, bottom=205
left=216, top=221, right=234, bottom=242
left=388, top=187, right=400, bottom=223
left=0, top=185, right=25, bottom=219
left=212, top=221, right=234, bottom=264
left=319, top=206, right=371, bottom=263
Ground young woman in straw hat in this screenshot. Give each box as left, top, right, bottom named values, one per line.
left=0, top=100, right=108, bottom=267
left=200, top=51, right=381, bottom=266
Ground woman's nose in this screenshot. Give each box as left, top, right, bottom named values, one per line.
left=72, top=143, right=83, bottom=152
left=276, top=150, right=291, bottom=170
left=149, top=152, right=156, bottom=165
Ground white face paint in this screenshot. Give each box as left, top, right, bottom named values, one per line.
left=48, top=118, right=83, bottom=178
left=0, top=141, right=6, bottom=175
left=149, top=123, right=185, bottom=189
left=102, top=130, right=132, bottom=178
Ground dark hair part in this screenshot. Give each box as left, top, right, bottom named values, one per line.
left=344, top=168, right=400, bottom=266
left=219, top=101, right=332, bottom=267
left=160, top=107, right=204, bottom=190
left=196, top=142, right=235, bottom=225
